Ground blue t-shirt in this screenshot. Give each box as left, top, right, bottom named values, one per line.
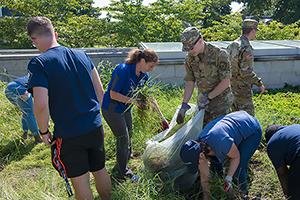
left=27, top=46, right=102, bottom=139
left=267, top=124, right=300, bottom=169
left=198, top=111, right=262, bottom=162
left=102, top=63, right=149, bottom=113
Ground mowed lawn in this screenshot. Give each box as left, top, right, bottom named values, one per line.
left=0, top=80, right=299, bottom=200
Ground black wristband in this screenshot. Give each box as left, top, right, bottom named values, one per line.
left=39, top=129, right=49, bottom=135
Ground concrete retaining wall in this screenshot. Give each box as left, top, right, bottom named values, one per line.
left=151, top=57, right=300, bottom=89
left=1, top=40, right=300, bottom=88
left=0, top=48, right=131, bottom=82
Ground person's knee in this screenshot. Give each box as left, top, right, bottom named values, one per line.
left=93, top=168, right=112, bottom=199
left=71, top=173, right=93, bottom=200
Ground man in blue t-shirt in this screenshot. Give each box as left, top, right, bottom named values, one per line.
left=266, top=124, right=300, bottom=200
left=26, top=16, right=111, bottom=200
left=180, top=111, right=262, bottom=199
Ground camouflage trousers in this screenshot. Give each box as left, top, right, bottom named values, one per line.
left=232, top=96, right=255, bottom=116
left=202, top=92, right=233, bottom=126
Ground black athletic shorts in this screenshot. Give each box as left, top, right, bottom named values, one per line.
left=52, top=126, right=105, bottom=178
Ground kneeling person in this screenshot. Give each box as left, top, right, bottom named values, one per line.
left=266, top=124, right=300, bottom=200
left=180, top=111, right=262, bottom=200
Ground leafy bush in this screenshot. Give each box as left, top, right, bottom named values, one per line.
left=203, top=13, right=300, bottom=41
left=202, top=13, right=243, bottom=41
left=0, top=17, right=31, bottom=49
left=257, top=20, right=300, bottom=40
left=1, top=1, right=300, bottom=48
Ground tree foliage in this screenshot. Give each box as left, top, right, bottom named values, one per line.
left=203, top=13, right=300, bottom=41
left=2, top=0, right=100, bottom=20
left=202, top=13, right=243, bottom=41
left=103, top=0, right=232, bottom=46
left=0, top=0, right=103, bottom=48
left=0, top=17, right=31, bottom=48
left=237, top=0, right=300, bottom=24
left=55, top=16, right=109, bottom=47
left=0, top=0, right=300, bottom=48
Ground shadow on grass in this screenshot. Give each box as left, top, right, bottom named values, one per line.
left=0, top=138, right=36, bottom=171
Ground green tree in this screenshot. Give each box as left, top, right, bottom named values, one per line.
left=0, top=0, right=108, bottom=48
left=2, top=0, right=100, bottom=21
left=103, top=0, right=150, bottom=47
left=237, top=0, right=300, bottom=24
left=256, top=20, right=300, bottom=40
left=203, top=13, right=300, bottom=41
left=0, top=17, right=30, bottom=48
left=55, top=16, right=110, bottom=48
left=103, top=0, right=232, bottom=47
left=202, top=13, right=243, bottom=41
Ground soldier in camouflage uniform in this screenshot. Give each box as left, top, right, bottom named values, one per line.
left=176, top=27, right=233, bottom=126
left=227, top=19, right=265, bottom=116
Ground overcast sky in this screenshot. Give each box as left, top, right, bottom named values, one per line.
left=93, top=0, right=243, bottom=12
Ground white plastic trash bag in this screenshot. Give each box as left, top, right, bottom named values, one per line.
left=142, top=104, right=204, bottom=191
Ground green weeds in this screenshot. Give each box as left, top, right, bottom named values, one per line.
left=0, top=75, right=299, bottom=199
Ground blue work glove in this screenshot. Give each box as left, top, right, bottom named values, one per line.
left=198, top=92, right=210, bottom=109
left=176, top=102, right=191, bottom=124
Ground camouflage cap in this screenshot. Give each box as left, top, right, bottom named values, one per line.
left=181, top=27, right=201, bottom=52
left=242, top=19, right=259, bottom=30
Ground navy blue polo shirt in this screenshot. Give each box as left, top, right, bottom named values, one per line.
left=198, top=111, right=262, bottom=162
left=102, top=63, right=149, bottom=113
left=27, top=46, right=102, bottom=139
left=267, top=124, right=300, bottom=169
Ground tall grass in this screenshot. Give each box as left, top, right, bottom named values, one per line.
left=0, top=64, right=299, bottom=199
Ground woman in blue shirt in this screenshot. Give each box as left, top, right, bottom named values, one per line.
left=102, top=49, right=159, bottom=181
left=180, top=111, right=262, bottom=200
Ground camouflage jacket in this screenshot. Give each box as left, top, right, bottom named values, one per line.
left=184, top=42, right=232, bottom=101
left=227, top=36, right=263, bottom=97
